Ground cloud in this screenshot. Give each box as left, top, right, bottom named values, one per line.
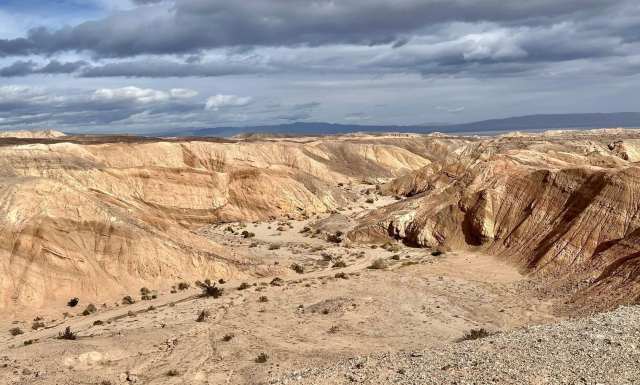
left=0, top=0, right=624, bottom=58
left=205, top=94, right=252, bottom=111
left=78, top=58, right=267, bottom=78
left=0, top=60, right=87, bottom=77
left=170, top=88, right=198, bottom=98
left=92, top=86, right=172, bottom=104
left=436, top=105, right=465, bottom=113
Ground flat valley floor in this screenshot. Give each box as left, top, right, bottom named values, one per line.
left=0, top=186, right=560, bottom=385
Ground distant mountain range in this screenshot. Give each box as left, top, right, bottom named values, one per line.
left=155, top=112, right=640, bottom=137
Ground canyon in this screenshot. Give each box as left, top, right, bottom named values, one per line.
left=1, top=129, right=639, bottom=384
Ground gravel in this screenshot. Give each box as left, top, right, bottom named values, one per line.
left=269, top=306, right=640, bottom=385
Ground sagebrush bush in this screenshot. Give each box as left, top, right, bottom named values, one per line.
left=457, top=328, right=493, bottom=342
left=195, top=279, right=224, bottom=298
left=58, top=326, right=77, bottom=340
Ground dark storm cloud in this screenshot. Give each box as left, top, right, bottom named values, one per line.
left=0, top=61, right=35, bottom=77
left=79, top=59, right=267, bottom=78
left=0, top=0, right=625, bottom=58
left=0, top=60, right=87, bottom=77
left=0, top=1, right=636, bottom=80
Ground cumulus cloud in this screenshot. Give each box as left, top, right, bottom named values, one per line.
left=205, top=94, right=252, bottom=111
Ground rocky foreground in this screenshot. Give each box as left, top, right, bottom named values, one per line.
left=270, top=305, right=640, bottom=385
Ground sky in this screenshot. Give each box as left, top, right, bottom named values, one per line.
left=0, top=0, right=639, bottom=133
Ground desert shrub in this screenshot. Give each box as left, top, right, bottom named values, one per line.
left=237, top=282, right=251, bottom=290
left=195, top=279, right=224, bottom=298
left=177, top=282, right=190, bottom=291
left=290, top=263, right=304, bottom=274
left=368, top=258, right=388, bottom=270
left=9, top=327, right=23, bottom=336
left=391, top=254, right=401, bottom=260
left=31, top=321, right=45, bottom=330
left=67, top=297, right=79, bottom=307
left=268, top=243, right=281, bottom=250
left=196, top=309, right=210, bottom=322
left=140, top=287, right=155, bottom=300
left=326, top=232, right=343, bottom=243
left=457, top=328, right=493, bottom=342
left=166, top=369, right=180, bottom=377
left=328, top=325, right=340, bottom=334
left=93, top=320, right=104, bottom=326
left=122, top=296, right=135, bottom=305
left=241, top=230, right=255, bottom=238
left=431, top=250, right=444, bottom=256
left=255, top=353, right=269, bottom=363
left=365, top=198, right=375, bottom=204
left=249, top=242, right=259, bottom=248
left=222, top=333, right=234, bottom=342
left=58, top=326, right=77, bottom=340
left=321, top=253, right=333, bottom=261
left=332, top=260, right=347, bottom=268
left=300, top=226, right=311, bottom=234
left=218, top=278, right=226, bottom=284
left=270, top=277, right=285, bottom=286
left=82, top=304, right=97, bottom=316
left=23, top=339, right=35, bottom=346
left=258, top=296, right=269, bottom=303
left=334, top=272, right=348, bottom=280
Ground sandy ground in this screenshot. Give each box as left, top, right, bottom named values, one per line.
left=0, top=185, right=560, bottom=385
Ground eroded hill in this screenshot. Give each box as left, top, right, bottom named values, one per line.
left=0, top=132, right=464, bottom=312
left=349, top=129, right=640, bottom=311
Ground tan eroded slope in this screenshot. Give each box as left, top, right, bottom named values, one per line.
left=0, top=133, right=464, bottom=312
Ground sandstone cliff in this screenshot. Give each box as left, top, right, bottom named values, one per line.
left=349, top=130, right=640, bottom=309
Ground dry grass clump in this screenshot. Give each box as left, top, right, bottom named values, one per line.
left=237, top=282, right=251, bottom=290
left=9, top=327, right=23, bottom=336
left=457, top=328, right=494, bottom=342
left=196, top=309, right=210, bottom=322
left=122, top=295, right=135, bottom=305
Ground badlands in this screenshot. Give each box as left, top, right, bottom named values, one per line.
left=1, top=129, right=640, bottom=384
